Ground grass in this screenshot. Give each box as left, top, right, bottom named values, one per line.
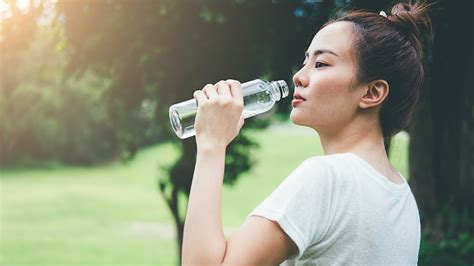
left=0, top=126, right=408, bottom=266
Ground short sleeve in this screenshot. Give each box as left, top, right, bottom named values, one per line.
left=247, top=157, right=335, bottom=260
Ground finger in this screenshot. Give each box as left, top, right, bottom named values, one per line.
left=216, top=80, right=232, bottom=98
left=227, top=79, right=243, bottom=105
left=193, top=90, right=208, bottom=107
left=200, top=84, right=214, bottom=100
left=203, top=84, right=219, bottom=100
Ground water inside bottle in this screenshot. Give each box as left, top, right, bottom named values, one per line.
left=170, top=89, right=275, bottom=138
left=170, top=79, right=288, bottom=139
left=170, top=108, right=196, bottom=139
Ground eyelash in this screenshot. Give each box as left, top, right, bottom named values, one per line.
left=301, top=61, right=328, bottom=68
left=315, top=62, right=328, bottom=68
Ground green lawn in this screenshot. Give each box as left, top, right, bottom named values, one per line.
left=0, top=127, right=408, bottom=266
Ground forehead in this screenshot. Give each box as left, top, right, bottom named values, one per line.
left=307, top=21, right=355, bottom=59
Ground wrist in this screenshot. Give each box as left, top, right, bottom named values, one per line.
left=197, top=143, right=227, bottom=155
left=197, top=145, right=227, bottom=154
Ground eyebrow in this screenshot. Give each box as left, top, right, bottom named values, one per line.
left=304, top=49, right=339, bottom=58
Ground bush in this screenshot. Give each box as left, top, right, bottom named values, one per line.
left=419, top=207, right=474, bottom=265
left=1, top=27, right=118, bottom=166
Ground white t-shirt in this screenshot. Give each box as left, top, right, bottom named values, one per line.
left=247, top=152, right=421, bottom=265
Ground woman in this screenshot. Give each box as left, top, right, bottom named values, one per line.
left=182, top=1, right=433, bottom=265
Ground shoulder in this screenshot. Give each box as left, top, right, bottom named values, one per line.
left=245, top=154, right=358, bottom=260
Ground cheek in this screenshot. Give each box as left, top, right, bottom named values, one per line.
left=310, top=73, right=352, bottom=107
left=291, top=66, right=357, bottom=127
left=307, top=69, right=357, bottom=118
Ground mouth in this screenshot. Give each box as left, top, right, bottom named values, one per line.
left=291, top=93, right=306, bottom=107
left=292, top=93, right=306, bottom=101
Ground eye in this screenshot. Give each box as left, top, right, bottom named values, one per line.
left=315, top=62, right=328, bottom=68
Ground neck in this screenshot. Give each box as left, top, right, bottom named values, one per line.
left=317, top=116, right=387, bottom=158
left=314, top=114, right=403, bottom=184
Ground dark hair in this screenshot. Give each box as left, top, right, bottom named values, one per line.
left=322, top=1, right=433, bottom=138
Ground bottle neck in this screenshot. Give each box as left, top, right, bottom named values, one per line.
left=269, top=80, right=289, bottom=101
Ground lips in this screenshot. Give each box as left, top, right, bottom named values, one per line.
left=291, top=99, right=304, bottom=107
left=292, top=91, right=305, bottom=107
left=293, top=92, right=306, bottom=101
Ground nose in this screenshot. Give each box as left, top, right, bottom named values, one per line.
left=292, top=67, right=309, bottom=88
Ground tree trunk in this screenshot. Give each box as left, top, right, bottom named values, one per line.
left=170, top=188, right=184, bottom=266
left=408, top=64, right=436, bottom=217
left=409, top=0, right=473, bottom=233
left=159, top=183, right=185, bottom=266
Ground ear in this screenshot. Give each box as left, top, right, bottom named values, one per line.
left=359, top=80, right=389, bottom=109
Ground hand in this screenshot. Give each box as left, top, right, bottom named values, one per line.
left=193, top=79, right=245, bottom=151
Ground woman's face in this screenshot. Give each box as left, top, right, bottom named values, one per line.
left=291, top=21, right=366, bottom=135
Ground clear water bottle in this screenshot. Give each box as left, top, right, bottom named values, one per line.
left=169, top=79, right=289, bottom=139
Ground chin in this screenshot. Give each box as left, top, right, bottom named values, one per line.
left=290, top=110, right=321, bottom=131
left=290, top=110, right=304, bottom=126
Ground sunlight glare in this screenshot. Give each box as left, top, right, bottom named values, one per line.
left=16, top=0, right=30, bottom=11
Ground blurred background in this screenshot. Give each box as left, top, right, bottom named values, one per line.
left=0, top=0, right=472, bottom=265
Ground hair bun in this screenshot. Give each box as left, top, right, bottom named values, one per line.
left=387, top=1, right=433, bottom=58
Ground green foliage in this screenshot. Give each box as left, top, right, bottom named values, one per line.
left=419, top=206, right=474, bottom=265
left=1, top=26, right=118, bottom=166
left=2, top=0, right=318, bottom=166
left=53, top=0, right=320, bottom=156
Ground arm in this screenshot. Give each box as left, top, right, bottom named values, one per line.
left=222, top=216, right=299, bottom=265
left=181, top=146, right=227, bottom=264
left=181, top=80, right=298, bottom=265
left=181, top=145, right=299, bottom=265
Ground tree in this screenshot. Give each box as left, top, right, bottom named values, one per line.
left=0, top=1, right=119, bottom=166
left=0, top=0, right=43, bottom=164
left=408, top=0, right=474, bottom=263
left=55, top=1, right=321, bottom=264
